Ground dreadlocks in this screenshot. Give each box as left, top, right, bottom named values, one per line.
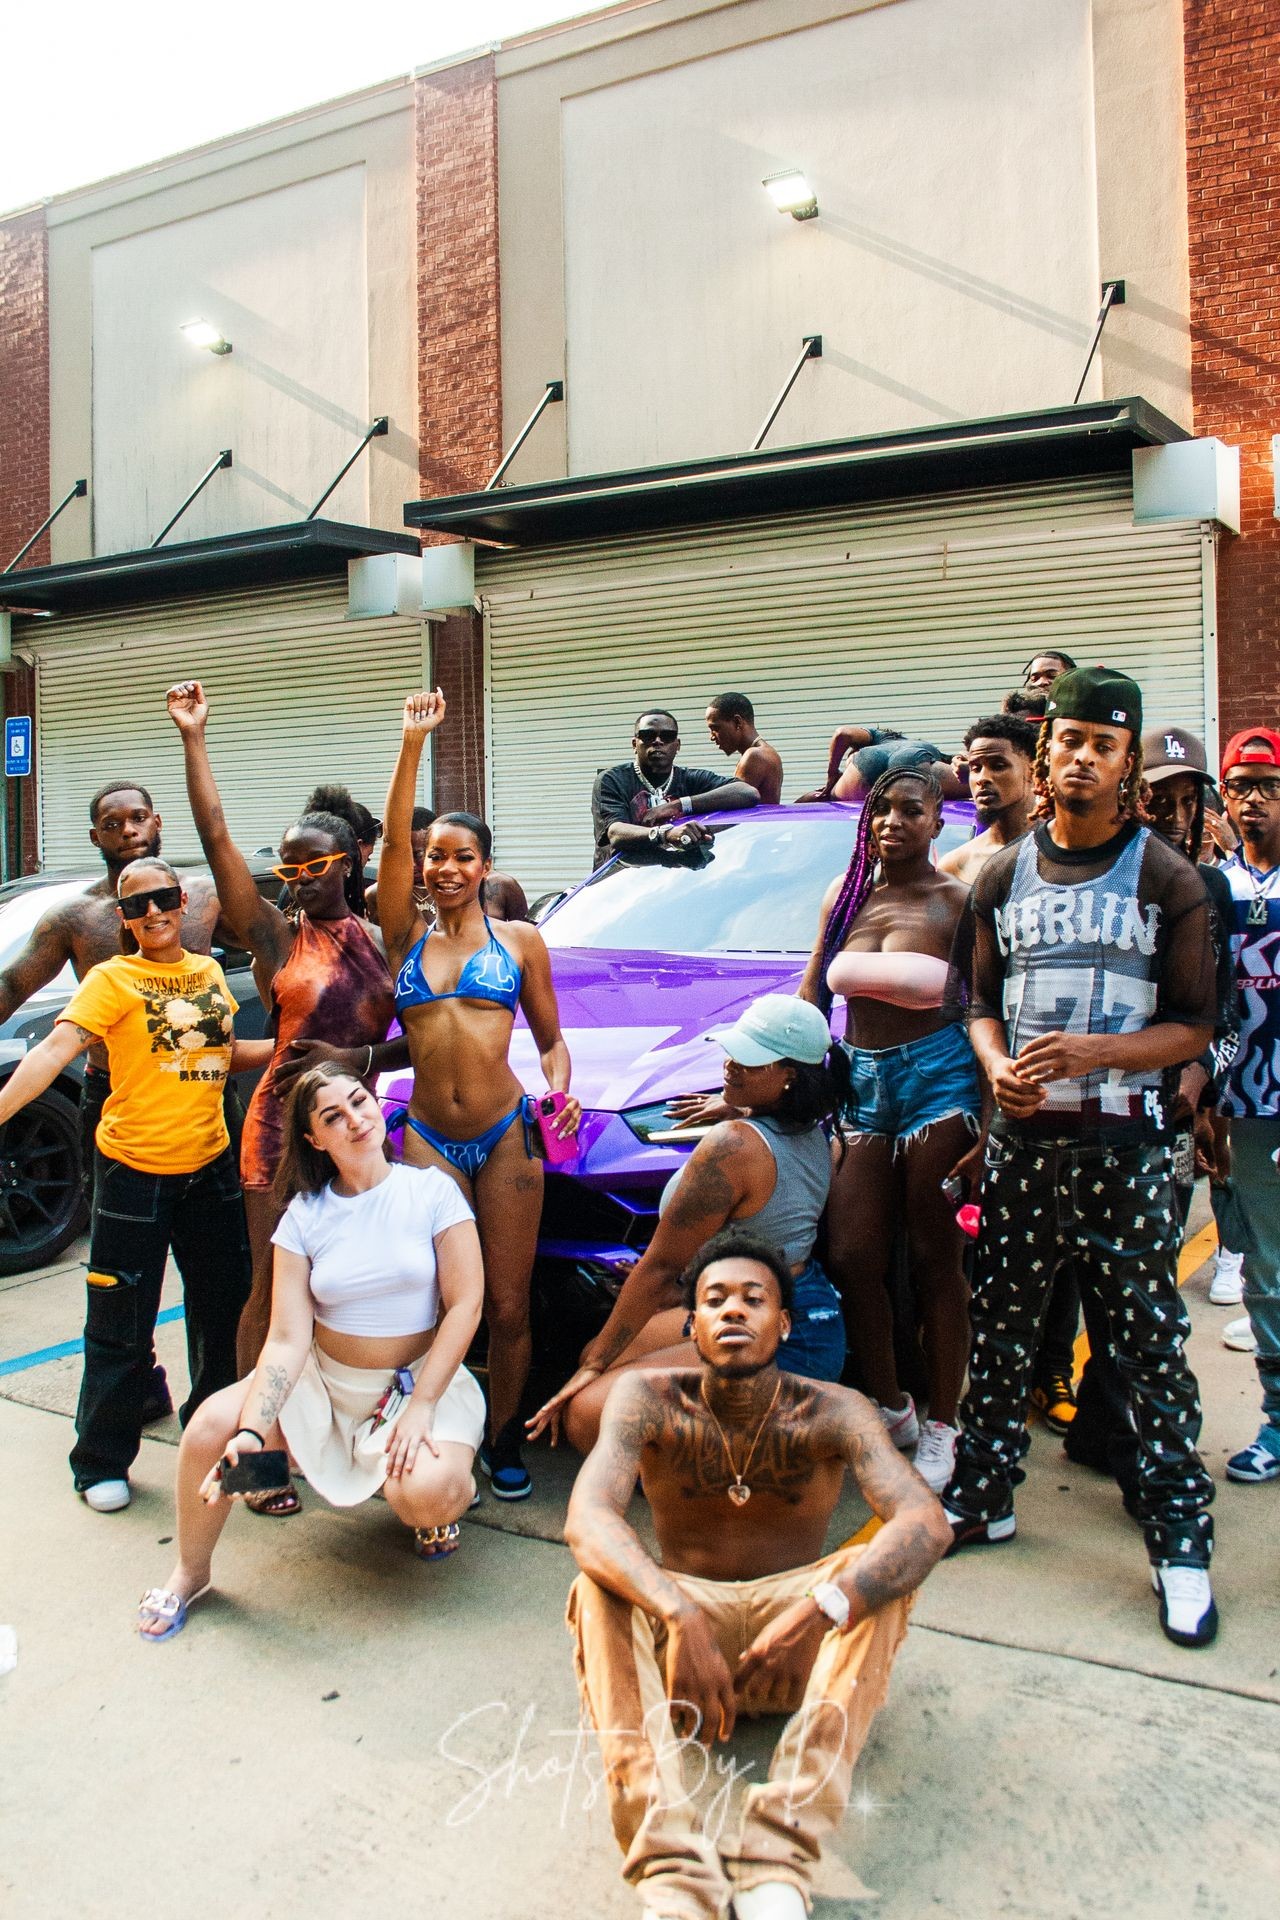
left=1031, top=724, right=1150, bottom=824
left=815, top=767, right=945, bottom=1014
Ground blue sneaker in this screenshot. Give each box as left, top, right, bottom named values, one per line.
left=479, top=1433, right=533, bottom=1502
left=1226, top=1427, right=1280, bottom=1484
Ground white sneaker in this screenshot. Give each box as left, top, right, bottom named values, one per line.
left=81, top=1479, right=130, bottom=1513
left=878, top=1394, right=920, bottom=1451
left=1151, top=1564, right=1218, bottom=1647
left=734, top=1884, right=807, bottom=1920
left=1223, top=1316, right=1258, bottom=1353
left=1208, top=1247, right=1245, bottom=1305
left=913, top=1420, right=959, bottom=1493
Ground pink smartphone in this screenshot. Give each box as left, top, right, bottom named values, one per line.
left=533, top=1091, right=577, bottom=1165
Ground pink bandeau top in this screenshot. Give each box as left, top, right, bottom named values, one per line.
left=825, top=950, right=949, bottom=1010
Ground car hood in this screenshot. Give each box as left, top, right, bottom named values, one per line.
left=509, top=946, right=807, bottom=1112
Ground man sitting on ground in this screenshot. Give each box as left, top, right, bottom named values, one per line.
left=592, top=710, right=760, bottom=868
left=565, top=1228, right=950, bottom=1920
left=705, top=693, right=784, bottom=805
left=940, top=714, right=1038, bottom=886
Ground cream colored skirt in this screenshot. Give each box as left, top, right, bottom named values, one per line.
left=276, top=1343, right=486, bottom=1508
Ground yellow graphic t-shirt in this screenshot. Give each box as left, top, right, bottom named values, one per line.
left=60, top=951, right=238, bottom=1175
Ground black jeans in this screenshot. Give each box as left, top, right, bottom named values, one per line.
left=948, top=1128, right=1214, bottom=1567
left=70, top=1146, right=251, bottom=1488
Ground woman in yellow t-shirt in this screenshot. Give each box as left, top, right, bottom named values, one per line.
left=0, top=858, right=263, bottom=1514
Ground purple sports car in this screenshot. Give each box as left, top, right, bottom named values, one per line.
left=379, top=800, right=974, bottom=1339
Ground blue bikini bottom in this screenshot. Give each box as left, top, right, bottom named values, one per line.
left=400, top=1100, right=533, bottom=1179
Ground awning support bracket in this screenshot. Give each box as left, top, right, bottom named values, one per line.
left=306, top=417, right=390, bottom=520
left=1071, top=280, right=1126, bottom=406
left=151, top=451, right=233, bottom=548
left=751, top=336, right=823, bottom=452
left=4, top=479, right=88, bottom=574
left=487, top=382, right=564, bottom=490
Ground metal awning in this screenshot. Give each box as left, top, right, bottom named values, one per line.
left=0, top=520, right=419, bottom=617
left=403, top=398, right=1188, bottom=547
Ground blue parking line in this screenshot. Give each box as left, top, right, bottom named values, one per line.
left=0, top=1303, right=186, bottom=1378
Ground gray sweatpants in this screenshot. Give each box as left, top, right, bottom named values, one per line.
left=1226, top=1117, right=1280, bottom=1431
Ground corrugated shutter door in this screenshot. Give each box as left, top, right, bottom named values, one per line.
left=480, top=477, right=1211, bottom=899
left=32, top=582, right=425, bottom=869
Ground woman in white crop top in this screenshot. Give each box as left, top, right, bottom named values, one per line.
left=138, top=1063, right=485, bottom=1640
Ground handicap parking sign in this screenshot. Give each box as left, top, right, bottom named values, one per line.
left=4, top=716, right=32, bottom=777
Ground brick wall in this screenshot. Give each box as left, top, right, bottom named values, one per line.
left=1184, top=0, right=1280, bottom=743
left=1, top=208, right=49, bottom=872
left=415, top=55, right=502, bottom=512
left=415, top=56, right=501, bottom=818
left=429, top=612, right=487, bottom=817
left=0, top=207, right=50, bottom=572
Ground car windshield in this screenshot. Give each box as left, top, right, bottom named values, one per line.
left=0, top=881, right=87, bottom=986
left=542, top=812, right=972, bottom=955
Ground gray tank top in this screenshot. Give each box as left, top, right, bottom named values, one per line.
left=740, top=1117, right=831, bottom=1268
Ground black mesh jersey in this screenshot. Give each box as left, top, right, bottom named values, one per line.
left=958, top=819, right=1217, bottom=1133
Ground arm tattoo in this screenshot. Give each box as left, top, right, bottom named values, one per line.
left=664, top=1130, right=743, bottom=1232
left=835, top=1396, right=948, bottom=1614
left=256, top=1364, right=290, bottom=1426
left=568, top=1380, right=692, bottom=1619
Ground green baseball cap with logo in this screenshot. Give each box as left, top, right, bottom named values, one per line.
left=1045, top=665, right=1143, bottom=734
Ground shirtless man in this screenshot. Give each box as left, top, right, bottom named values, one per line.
left=0, top=780, right=231, bottom=1418
left=566, top=1228, right=949, bottom=1920
left=705, top=694, right=784, bottom=806
left=939, top=714, right=1038, bottom=886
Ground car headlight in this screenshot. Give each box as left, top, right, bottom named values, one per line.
left=622, top=1097, right=717, bottom=1143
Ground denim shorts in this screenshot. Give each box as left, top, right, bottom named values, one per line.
left=779, top=1256, right=847, bottom=1382
left=840, top=1020, right=981, bottom=1142
left=851, top=740, right=946, bottom=786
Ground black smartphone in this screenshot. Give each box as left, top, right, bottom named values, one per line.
left=940, top=1174, right=969, bottom=1207
left=221, top=1449, right=290, bottom=1496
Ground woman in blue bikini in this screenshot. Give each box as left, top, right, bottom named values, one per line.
left=379, top=691, right=579, bottom=1499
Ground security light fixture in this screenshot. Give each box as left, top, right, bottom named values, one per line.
left=181, top=319, right=232, bottom=355
left=763, top=169, right=818, bottom=221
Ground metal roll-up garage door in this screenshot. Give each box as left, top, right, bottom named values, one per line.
left=31, top=581, right=426, bottom=869
left=480, top=475, right=1214, bottom=900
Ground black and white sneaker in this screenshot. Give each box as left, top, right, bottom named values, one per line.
left=1151, top=1564, right=1218, bottom=1648
left=941, top=1504, right=1016, bottom=1554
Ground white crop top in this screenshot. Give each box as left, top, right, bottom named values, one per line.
left=271, top=1162, right=475, bottom=1338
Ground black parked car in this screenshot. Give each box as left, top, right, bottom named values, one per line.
left=0, top=871, right=269, bottom=1276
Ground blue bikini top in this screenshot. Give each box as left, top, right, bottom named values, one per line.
left=394, top=917, right=522, bottom=1015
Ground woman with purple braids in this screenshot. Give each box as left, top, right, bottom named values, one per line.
left=797, top=766, right=980, bottom=1492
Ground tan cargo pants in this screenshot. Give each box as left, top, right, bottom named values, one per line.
left=566, top=1543, right=910, bottom=1918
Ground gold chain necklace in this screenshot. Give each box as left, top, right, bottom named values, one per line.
left=699, top=1376, right=782, bottom=1506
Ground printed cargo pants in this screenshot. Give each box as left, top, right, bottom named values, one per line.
left=567, top=1545, right=910, bottom=1919
left=946, top=1129, right=1215, bottom=1567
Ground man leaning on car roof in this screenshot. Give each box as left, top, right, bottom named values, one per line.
left=591, top=709, right=760, bottom=869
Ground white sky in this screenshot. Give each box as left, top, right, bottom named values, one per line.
left=1, top=0, right=609, bottom=212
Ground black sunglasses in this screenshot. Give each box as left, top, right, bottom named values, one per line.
left=119, top=885, right=182, bottom=920
left=636, top=728, right=678, bottom=745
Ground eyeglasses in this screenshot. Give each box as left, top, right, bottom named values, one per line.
left=271, top=851, right=349, bottom=883
left=1223, top=775, right=1280, bottom=801
left=636, top=728, right=678, bottom=746
left=118, top=885, right=182, bottom=920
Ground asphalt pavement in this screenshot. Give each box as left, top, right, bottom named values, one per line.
left=1, top=1201, right=1277, bottom=1920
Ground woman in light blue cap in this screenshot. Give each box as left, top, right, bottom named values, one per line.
left=527, top=994, right=849, bottom=1453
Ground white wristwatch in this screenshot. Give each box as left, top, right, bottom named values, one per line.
left=807, top=1580, right=850, bottom=1630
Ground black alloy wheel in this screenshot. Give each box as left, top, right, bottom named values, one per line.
left=0, top=1085, right=87, bottom=1277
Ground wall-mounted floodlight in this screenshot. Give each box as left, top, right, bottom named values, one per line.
left=763, top=169, right=818, bottom=221
left=181, top=319, right=233, bottom=356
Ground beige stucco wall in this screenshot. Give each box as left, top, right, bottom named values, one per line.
left=46, top=83, right=418, bottom=561
left=497, top=0, right=1193, bottom=481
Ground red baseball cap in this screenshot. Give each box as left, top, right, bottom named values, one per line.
left=1222, top=728, right=1280, bottom=777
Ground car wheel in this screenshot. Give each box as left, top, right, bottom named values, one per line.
left=0, top=1085, right=87, bottom=1277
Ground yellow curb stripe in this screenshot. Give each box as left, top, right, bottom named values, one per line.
left=843, top=1221, right=1221, bottom=1551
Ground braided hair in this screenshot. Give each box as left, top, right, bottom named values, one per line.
left=1031, top=725, right=1149, bottom=825
left=815, top=767, right=944, bottom=1015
